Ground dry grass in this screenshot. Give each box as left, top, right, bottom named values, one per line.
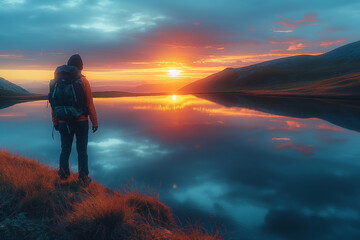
left=0, top=150, right=223, bottom=240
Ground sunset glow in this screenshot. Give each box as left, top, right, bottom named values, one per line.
left=1, top=1, right=360, bottom=240
left=0, top=0, right=358, bottom=94
left=168, top=69, right=181, bottom=77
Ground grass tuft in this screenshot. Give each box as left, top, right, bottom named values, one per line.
left=0, top=150, right=223, bottom=240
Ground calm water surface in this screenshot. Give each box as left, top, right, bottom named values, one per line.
left=1, top=95, right=360, bottom=240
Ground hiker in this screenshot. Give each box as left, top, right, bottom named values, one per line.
left=48, top=54, right=98, bottom=185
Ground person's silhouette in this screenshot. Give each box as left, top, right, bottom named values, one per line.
left=49, top=54, right=98, bottom=186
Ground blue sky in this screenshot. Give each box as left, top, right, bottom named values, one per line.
left=1, top=0, right=359, bottom=91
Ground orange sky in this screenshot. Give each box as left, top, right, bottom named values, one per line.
left=0, top=50, right=326, bottom=93
left=0, top=1, right=354, bottom=93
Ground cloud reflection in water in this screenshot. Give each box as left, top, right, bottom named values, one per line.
left=0, top=95, right=360, bottom=239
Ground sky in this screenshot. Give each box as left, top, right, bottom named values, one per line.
left=1, top=0, right=360, bottom=92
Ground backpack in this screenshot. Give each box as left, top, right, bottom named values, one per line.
left=48, top=65, right=88, bottom=121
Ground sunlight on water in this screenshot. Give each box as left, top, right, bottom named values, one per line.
left=1, top=94, right=360, bottom=239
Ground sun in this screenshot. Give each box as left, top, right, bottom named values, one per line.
left=168, top=69, right=181, bottom=77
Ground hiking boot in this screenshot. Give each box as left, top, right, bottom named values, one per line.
left=79, top=176, right=92, bottom=186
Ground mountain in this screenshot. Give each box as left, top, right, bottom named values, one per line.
left=178, top=40, right=360, bottom=97
left=0, top=77, right=30, bottom=96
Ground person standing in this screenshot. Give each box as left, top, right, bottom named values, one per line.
left=49, top=54, right=98, bottom=185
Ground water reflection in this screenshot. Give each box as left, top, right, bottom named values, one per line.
left=197, top=93, right=360, bottom=133
left=0, top=95, right=360, bottom=240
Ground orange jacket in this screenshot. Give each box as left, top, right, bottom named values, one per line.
left=52, top=76, right=98, bottom=127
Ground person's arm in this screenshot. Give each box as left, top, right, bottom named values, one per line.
left=81, top=76, right=98, bottom=128
left=51, top=109, right=59, bottom=127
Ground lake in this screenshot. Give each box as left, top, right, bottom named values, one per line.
left=1, top=94, right=360, bottom=240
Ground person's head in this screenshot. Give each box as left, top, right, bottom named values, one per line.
left=67, top=54, right=83, bottom=71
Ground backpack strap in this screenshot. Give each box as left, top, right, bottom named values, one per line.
left=52, top=83, right=58, bottom=98
left=71, top=84, right=77, bottom=104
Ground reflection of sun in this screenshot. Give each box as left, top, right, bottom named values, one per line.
left=168, top=69, right=181, bottom=77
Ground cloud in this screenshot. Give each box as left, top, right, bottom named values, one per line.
left=317, top=123, right=343, bottom=131
left=2, top=0, right=25, bottom=5
left=320, top=39, right=347, bottom=48
left=268, top=120, right=344, bottom=133
left=89, top=138, right=124, bottom=148
left=1, top=0, right=360, bottom=90
left=136, top=23, right=242, bottom=51
left=268, top=40, right=312, bottom=52
left=287, top=42, right=308, bottom=51
left=2, top=94, right=360, bottom=239
left=0, top=113, right=27, bottom=117
left=273, top=29, right=294, bottom=33
left=262, top=209, right=350, bottom=240
left=274, top=142, right=317, bottom=156
left=69, top=13, right=166, bottom=33
left=277, top=13, right=319, bottom=28
left=272, top=137, right=291, bottom=141
left=0, top=54, right=23, bottom=58
left=63, top=0, right=83, bottom=8
left=268, top=120, right=305, bottom=131
left=69, top=20, right=123, bottom=33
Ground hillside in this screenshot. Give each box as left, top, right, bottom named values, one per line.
left=0, top=150, right=221, bottom=240
left=178, top=40, right=360, bottom=97
left=0, top=77, right=30, bottom=96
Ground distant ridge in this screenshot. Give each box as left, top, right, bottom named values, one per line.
left=0, top=77, right=30, bottom=96
left=178, top=40, right=360, bottom=98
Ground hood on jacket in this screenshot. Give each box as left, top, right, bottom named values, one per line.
left=67, top=54, right=83, bottom=70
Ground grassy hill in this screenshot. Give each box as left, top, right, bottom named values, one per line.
left=0, top=150, right=221, bottom=240
left=178, top=40, right=360, bottom=98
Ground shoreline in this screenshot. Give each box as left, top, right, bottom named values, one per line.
left=0, top=150, right=222, bottom=239
left=1, top=90, right=359, bottom=104
left=183, top=90, right=360, bottom=101
left=0, top=92, right=172, bottom=102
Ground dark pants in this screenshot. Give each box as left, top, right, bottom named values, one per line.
left=58, top=120, right=89, bottom=179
